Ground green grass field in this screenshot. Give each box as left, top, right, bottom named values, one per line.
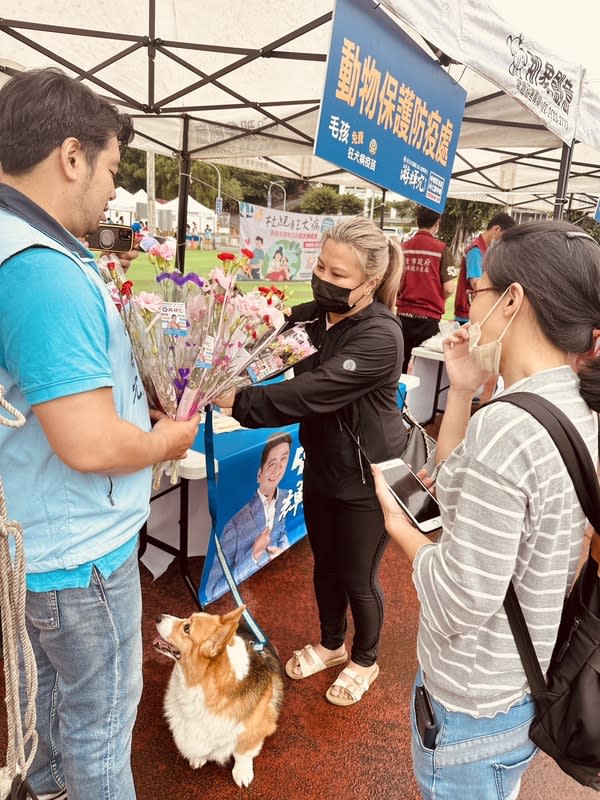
left=126, top=249, right=314, bottom=307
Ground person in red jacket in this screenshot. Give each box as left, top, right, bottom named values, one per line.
left=454, top=212, right=516, bottom=323
left=397, top=207, right=457, bottom=373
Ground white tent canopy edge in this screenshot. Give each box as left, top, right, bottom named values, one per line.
left=1, top=1, right=599, bottom=264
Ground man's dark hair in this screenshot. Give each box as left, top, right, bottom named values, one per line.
left=486, top=212, right=516, bottom=231
left=255, top=235, right=264, bottom=244
left=0, top=68, right=134, bottom=175
left=416, top=206, right=441, bottom=230
left=260, top=432, right=292, bottom=468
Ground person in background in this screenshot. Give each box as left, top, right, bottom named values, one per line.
left=203, top=224, right=213, bottom=250
left=215, top=216, right=406, bottom=708
left=204, top=433, right=292, bottom=601
left=454, top=212, right=516, bottom=324
left=396, top=206, right=457, bottom=373
left=373, top=220, right=600, bottom=799
left=0, top=67, right=200, bottom=800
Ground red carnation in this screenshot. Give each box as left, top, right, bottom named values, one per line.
left=121, top=280, right=134, bottom=297
left=241, top=248, right=254, bottom=259
left=217, top=252, right=236, bottom=261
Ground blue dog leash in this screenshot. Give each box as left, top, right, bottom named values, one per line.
left=202, top=405, right=269, bottom=651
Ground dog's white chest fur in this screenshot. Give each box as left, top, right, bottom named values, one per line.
left=165, top=674, right=245, bottom=766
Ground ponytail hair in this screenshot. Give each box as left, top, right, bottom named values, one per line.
left=321, top=216, right=404, bottom=311
left=377, top=237, right=404, bottom=309
left=578, top=356, right=600, bottom=413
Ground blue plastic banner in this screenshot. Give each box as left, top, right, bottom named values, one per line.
left=594, top=198, right=600, bottom=223
left=315, top=0, right=466, bottom=211
left=199, top=423, right=306, bottom=604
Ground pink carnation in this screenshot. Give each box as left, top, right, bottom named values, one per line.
left=134, top=291, right=162, bottom=312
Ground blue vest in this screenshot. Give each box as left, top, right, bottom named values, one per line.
left=0, top=209, right=152, bottom=574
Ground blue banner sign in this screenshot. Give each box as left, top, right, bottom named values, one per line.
left=594, top=198, right=600, bottom=223
left=315, top=0, right=466, bottom=211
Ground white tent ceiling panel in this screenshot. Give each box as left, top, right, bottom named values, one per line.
left=1, top=1, right=599, bottom=211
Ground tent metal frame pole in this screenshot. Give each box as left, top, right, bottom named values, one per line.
left=553, top=142, right=574, bottom=220
left=176, top=115, right=191, bottom=273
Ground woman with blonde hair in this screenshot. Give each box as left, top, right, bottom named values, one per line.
left=216, top=216, right=406, bottom=705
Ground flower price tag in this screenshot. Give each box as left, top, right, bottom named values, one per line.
left=161, top=301, right=187, bottom=337
left=195, top=333, right=215, bottom=369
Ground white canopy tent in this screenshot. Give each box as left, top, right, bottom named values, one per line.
left=1, top=1, right=599, bottom=262
left=107, top=186, right=137, bottom=220
left=160, top=196, right=217, bottom=232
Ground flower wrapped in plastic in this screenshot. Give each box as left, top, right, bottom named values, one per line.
left=98, top=249, right=287, bottom=486
left=244, top=321, right=317, bottom=384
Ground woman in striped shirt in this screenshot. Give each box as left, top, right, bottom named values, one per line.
left=374, top=220, right=600, bottom=800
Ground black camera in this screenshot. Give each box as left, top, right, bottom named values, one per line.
left=86, top=223, right=134, bottom=252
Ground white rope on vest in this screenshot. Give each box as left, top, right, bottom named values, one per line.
left=0, top=385, right=38, bottom=799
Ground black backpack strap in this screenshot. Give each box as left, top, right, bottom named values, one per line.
left=482, top=392, right=600, bottom=695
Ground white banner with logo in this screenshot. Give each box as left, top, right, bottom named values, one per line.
left=382, top=0, right=584, bottom=146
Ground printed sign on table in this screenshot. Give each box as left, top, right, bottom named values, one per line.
left=315, top=0, right=466, bottom=212
left=199, top=425, right=306, bottom=605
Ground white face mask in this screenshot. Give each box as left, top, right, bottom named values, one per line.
left=468, top=287, right=518, bottom=375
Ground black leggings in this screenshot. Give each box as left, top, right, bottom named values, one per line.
left=302, top=489, right=389, bottom=667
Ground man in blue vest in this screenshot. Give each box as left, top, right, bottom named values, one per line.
left=0, top=68, right=200, bottom=800
left=454, top=212, right=516, bottom=323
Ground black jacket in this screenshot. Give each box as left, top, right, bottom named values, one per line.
left=232, top=300, right=408, bottom=500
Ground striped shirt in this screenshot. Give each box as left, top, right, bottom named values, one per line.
left=413, top=366, right=598, bottom=717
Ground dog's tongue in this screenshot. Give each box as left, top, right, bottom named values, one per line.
left=153, top=635, right=180, bottom=659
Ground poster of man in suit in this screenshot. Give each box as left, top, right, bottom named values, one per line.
left=203, top=431, right=300, bottom=601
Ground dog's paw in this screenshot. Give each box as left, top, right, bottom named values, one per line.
left=189, top=757, right=207, bottom=770
left=232, top=757, right=254, bottom=787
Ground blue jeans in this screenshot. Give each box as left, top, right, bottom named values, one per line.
left=21, top=550, right=143, bottom=800
left=411, top=672, right=537, bottom=800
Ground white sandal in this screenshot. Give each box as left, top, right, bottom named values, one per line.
left=284, top=644, right=348, bottom=680
left=325, top=664, right=380, bottom=706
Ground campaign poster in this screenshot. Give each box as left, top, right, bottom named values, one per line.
left=199, top=424, right=306, bottom=604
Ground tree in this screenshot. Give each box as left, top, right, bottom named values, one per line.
left=299, top=186, right=341, bottom=214
left=565, top=209, right=600, bottom=242
left=339, top=193, right=364, bottom=215
left=439, top=199, right=501, bottom=259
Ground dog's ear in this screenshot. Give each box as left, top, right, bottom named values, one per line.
left=221, top=606, right=246, bottom=626
left=201, top=607, right=246, bottom=657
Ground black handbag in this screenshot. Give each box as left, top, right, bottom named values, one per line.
left=486, top=392, right=600, bottom=790
left=401, top=406, right=437, bottom=473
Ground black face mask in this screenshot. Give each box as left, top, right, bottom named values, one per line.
left=311, top=273, right=366, bottom=314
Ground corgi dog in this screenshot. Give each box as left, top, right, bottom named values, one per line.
left=154, top=606, right=283, bottom=788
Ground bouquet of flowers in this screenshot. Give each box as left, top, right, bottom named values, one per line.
left=99, top=245, right=287, bottom=486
